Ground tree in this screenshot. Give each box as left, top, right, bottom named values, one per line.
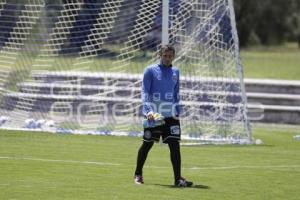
left=234, top=0, right=300, bottom=47
left=285, top=0, right=300, bottom=47
left=234, top=0, right=260, bottom=47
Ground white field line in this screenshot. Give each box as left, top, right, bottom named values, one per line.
left=188, top=165, right=300, bottom=170
left=1, top=156, right=300, bottom=170
left=0, top=156, right=121, bottom=166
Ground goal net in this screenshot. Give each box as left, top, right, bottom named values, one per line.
left=0, top=0, right=251, bottom=144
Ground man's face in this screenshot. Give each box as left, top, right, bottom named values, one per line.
left=161, top=50, right=174, bottom=67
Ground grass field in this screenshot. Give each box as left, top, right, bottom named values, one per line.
left=0, top=126, right=299, bottom=200
left=241, top=44, right=300, bottom=80
left=1, top=44, right=299, bottom=86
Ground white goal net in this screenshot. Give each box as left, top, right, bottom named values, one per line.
left=0, top=0, right=251, bottom=144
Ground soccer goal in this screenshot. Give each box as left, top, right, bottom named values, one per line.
left=0, top=0, right=251, bottom=144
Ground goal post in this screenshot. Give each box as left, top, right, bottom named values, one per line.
left=162, top=0, right=169, bottom=45
left=0, top=0, right=251, bottom=144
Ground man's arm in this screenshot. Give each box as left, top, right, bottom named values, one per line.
left=174, top=70, right=181, bottom=117
left=141, top=68, right=154, bottom=120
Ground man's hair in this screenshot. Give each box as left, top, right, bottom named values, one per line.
left=159, top=45, right=175, bottom=56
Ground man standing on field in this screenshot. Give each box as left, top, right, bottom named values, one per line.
left=134, top=45, right=193, bottom=187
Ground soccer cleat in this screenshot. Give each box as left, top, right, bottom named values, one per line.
left=134, top=175, right=144, bottom=185
left=175, top=177, right=193, bottom=187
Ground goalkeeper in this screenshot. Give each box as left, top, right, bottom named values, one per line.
left=134, top=45, right=193, bottom=187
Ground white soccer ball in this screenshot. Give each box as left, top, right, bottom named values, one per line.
left=255, top=139, right=263, bottom=145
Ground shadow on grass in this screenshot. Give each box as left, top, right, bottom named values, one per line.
left=152, top=184, right=210, bottom=189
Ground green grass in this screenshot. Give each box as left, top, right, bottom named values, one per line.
left=2, top=43, right=300, bottom=81
left=1, top=45, right=299, bottom=89
left=0, top=127, right=300, bottom=200
left=241, top=44, right=300, bottom=80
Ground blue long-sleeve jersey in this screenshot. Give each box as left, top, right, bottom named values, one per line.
left=141, top=63, right=181, bottom=117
